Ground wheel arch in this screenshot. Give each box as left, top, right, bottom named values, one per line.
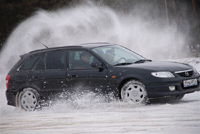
left=16, top=83, right=41, bottom=93
left=117, top=77, right=143, bottom=99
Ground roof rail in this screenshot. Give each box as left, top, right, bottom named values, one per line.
left=81, top=42, right=110, bottom=45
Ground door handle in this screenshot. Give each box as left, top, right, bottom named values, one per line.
left=32, top=76, right=44, bottom=80
left=68, top=74, right=77, bottom=78
left=33, top=76, right=39, bottom=79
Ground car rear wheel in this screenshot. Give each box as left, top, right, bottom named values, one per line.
left=120, top=80, right=148, bottom=104
left=16, top=88, right=40, bottom=111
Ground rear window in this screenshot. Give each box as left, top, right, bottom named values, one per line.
left=19, top=54, right=39, bottom=70
left=35, top=54, right=45, bottom=70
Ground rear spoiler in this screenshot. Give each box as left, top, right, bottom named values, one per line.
left=20, top=53, right=27, bottom=58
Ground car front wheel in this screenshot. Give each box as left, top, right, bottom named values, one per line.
left=16, top=88, right=40, bottom=111
left=120, top=80, right=148, bottom=104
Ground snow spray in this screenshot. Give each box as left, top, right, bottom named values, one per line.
left=0, top=2, right=190, bottom=114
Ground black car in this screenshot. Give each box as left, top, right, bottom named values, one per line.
left=6, top=43, right=200, bottom=111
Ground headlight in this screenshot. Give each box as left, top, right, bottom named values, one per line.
left=151, top=72, right=175, bottom=78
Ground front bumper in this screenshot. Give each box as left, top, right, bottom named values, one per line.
left=146, top=76, right=200, bottom=98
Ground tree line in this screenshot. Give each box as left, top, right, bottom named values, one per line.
left=0, top=0, right=199, bottom=54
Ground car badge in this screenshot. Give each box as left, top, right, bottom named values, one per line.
left=185, top=71, right=189, bottom=76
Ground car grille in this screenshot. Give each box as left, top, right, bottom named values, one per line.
left=175, top=69, right=193, bottom=77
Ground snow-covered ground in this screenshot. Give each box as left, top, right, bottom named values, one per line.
left=0, top=58, right=200, bottom=134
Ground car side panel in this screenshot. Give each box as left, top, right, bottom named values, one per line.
left=29, top=70, right=67, bottom=99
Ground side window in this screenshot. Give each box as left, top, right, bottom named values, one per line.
left=46, top=51, right=65, bottom=70
left=35, top=54, right=45, bottom=70
left=69, top=50, right=100, bottom=70
left=20, top=54, right=39, bottom=70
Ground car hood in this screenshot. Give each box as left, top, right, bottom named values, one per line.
left=119, top=61, right=191, bottom=72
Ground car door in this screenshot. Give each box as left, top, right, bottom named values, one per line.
left=31, top=50, right=67, bottom=97
left=66, top=49, right=109, bottom=94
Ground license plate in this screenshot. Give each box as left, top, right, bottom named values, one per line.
left=183, top=79, right=198, bottom=88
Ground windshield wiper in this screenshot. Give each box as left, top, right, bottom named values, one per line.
left=114, top=62, right=133, bottom=66
left=134, top=59, right=152, bottom=63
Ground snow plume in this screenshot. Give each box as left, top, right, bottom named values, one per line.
left=0, top=2, right=190, bottom=73
left=0, top=2, right=192, bottom=114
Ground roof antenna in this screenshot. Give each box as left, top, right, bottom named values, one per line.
left=28, top=34, right=48, bottom=48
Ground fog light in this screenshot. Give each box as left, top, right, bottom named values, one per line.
left=169, top=86, right=176, bottom=91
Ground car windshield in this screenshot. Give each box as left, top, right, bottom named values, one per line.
left=91, top=45, right=147, bottom=66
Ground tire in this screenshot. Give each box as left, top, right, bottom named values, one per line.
left=120, top=80, right=148, bottom=104
left=16, top=88, right=40, bottom=111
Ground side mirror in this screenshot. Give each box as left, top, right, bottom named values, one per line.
left=91, top=62, right=104, bottom=69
